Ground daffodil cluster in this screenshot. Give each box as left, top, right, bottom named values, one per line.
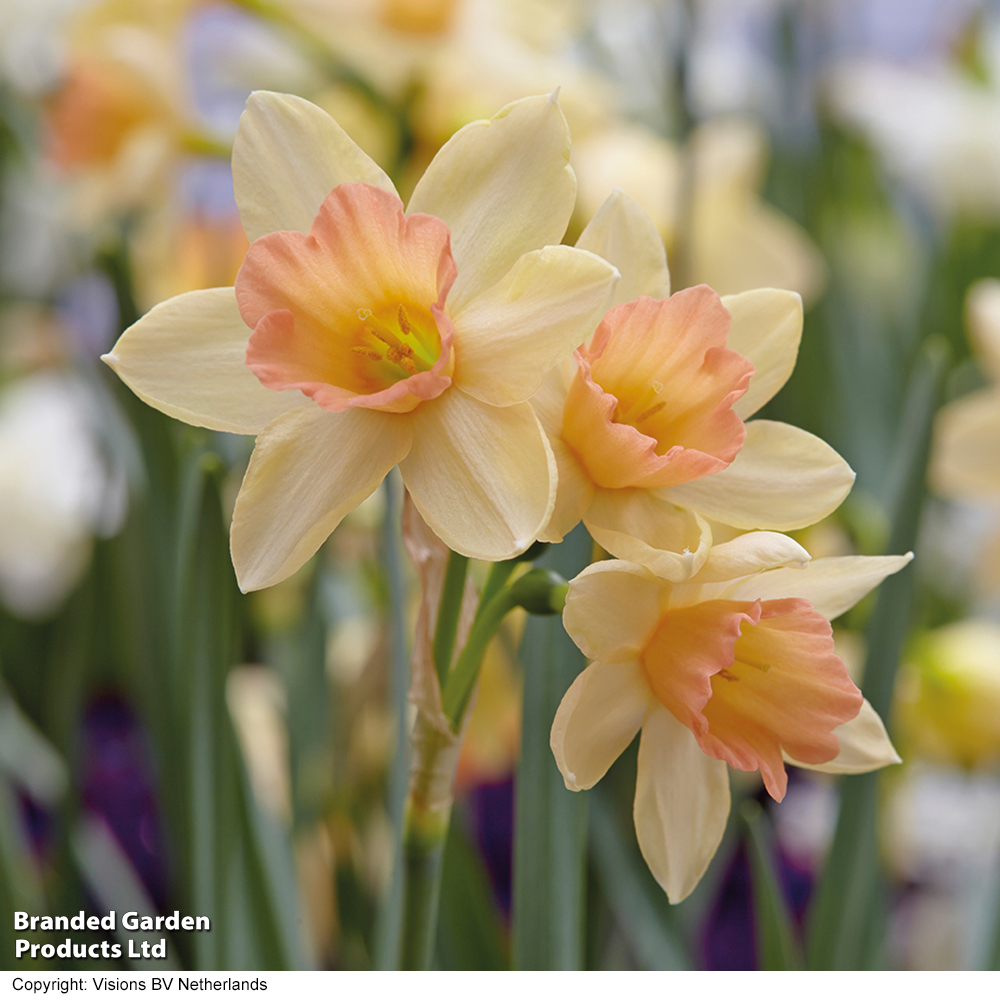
left=104, top=90, right=908, bottom=904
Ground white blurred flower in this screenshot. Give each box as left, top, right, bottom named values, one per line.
left=827, top=57, right=1000, bottom=220
left=0, top=372, right=125, bottom=618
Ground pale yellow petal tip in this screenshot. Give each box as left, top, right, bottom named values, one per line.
left=548, top=87, right=561, bottom=105
left=100, top=352, right=119, bottom=369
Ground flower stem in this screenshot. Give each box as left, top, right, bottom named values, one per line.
left=398, top=549, right=564, bottom=968
left=442, top=588, right=520, bottom=731
left=397, top=714, right=461, bottom=970
left=432, top=551, right=469, bottom=689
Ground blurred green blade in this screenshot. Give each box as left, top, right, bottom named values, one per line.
left=435, top=812, right=508, bottom=970
left=375, top=472, right=410, bottom=970
left=173, top=447, right=228, bottom=970
left=171, top=447, right=303, bottom=970
left=744, top=802, right=802, bottom=970
left=71, top=815, right=181, bottom=970
left=231, top=725, right=309, bottom=971
left=589, top=788, right=688, bottom=970
left=0, top=771, right=45, bottom=965
left=806, top=339, right=948, bottom=970
left=0, top=690, right=67, bottom=805
left=511, top=526, right=591, bottom=970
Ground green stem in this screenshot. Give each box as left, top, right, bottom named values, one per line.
left=442, top=588, right=520, bottom=731
left=432, top=551, right=469, bottom=689
left=398, top=549, right=562, bottom=967
left=478, top=558, right=520, bottom=610
left=397, top=715, right=461, bottom=970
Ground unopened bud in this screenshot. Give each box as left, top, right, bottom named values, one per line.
left=509, top=568, right=568, bottom=615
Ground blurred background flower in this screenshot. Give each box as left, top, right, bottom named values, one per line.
left=3, top=0, right=1000, bottom=975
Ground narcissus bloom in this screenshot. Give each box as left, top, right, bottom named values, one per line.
left=534, top=190, right=854, bottom=580
left=932, top=279, right=1000, bottom=500
left=551, top=536, right=909, bottom=902
left=573, top=119, right=826, bottom=302
left=103, top=91, right=617, bottom=590
left=898, top=619, right=1000, bottom=770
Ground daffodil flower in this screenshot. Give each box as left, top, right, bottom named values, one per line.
left=551, top=535, right=909, bottom=902
left=572, top=119, right=827, bottom=302
left=533, top=190, right=855, bottom=580
left=932, top=279, right=1000, bottom=500
left=103, top=91, right=618, bottom=590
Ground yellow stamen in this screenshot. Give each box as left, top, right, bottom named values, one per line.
left=398, top=304, right=414, bottom=337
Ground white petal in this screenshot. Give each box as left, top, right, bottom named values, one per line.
left=584, top=489, right=711, bottom=582
left=786, top=699, right=901, bottom=774
left=563, top=560, right=663, bottom=663
left=691, top=531, right=811, bottom=583
left=663, top=420, right=855, bottom=531
left=452, top=245, right=617, bottom=406
left=231, top=405, right=412, bottom=591
left=634, top=705, right=731, bottom=904
left=102, top=288, right=303, bottom=434
left=551, top=660, right=651, bottom=791
left=722, top=553, right=914, bottom=621
left=408, top=93, right=577, bottom=311
left=723, top=289, right=803, bottom=419
left=576, top=188, right=671, bottom=306
left=399, top=389, right=555, bottom=560
left=232, top=91, right=396, bottom=242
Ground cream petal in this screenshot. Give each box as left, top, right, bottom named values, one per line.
left=563, top=560, right=663, bottom=663
left=451, top=245, right=617, bottom=406
left=785, top=699, right=901, bottom=774
left=691, top=531, right=810, bottom=584
left=575, top=188, right=671, bottom=306
left=232, top=91, right=396, bottom=242
left=966, top=279, right=1000, bottom=382
left=399, top=389, right=555, bottom=560
left=531, top=364, right=570, bottom=439
left=102, top=287, right=303, bottom=434
left=584, top=489, right=711, bottom=582
left=551, top=659, right=651, bottom=791
left=634, top=705, right=731, bottom=904
left=722, top=289, right=803, bottom=419
left=931, top=389, right=1000, bottom=498
left=721, top=554, right=914, bottom=621
left=231, top=405, right=412, bottom=592
left=538, top=438, right=594, bottom=543
left=407, top=93, right=577, bottom=312
left=662, top=420, right=855, bottom=531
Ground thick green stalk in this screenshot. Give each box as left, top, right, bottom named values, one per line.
left=397, top=714, right=461, bottom=970
left=398, top=555, right=565, bottom=967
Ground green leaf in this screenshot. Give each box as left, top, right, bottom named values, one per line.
left=434, top=810, right=508, bottom=970
left=374, top=471, right=411, bottom=970
left=511, top=525, right=591, bottom=970
left=743, top=801, right=802, bottom=970
left=71, top=815, right=182, bottom=970
left=0, top=771, right=45, bottom=966
left=806, top=339, right=948, bottom=970
left=588, top=787, right=688, bottom=970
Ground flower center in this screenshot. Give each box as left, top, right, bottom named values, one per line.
left=237, top=183, right=458, bottom=414
left=560, top=289, right=754, bottom=491
left=640, top=597, right=862, bottom=801
left=349, top=303, right=442, bottom=384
